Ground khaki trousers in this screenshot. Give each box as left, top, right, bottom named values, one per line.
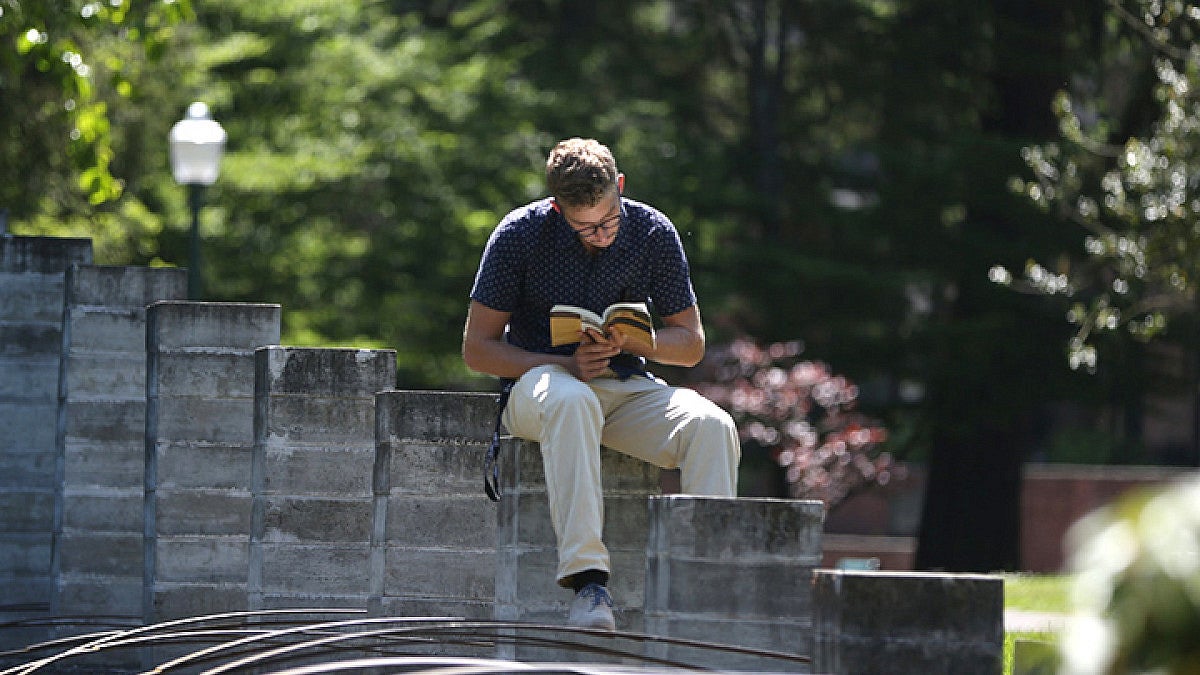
left=503, top=364, right=740, bottom=586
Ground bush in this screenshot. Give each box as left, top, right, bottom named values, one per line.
left=1059, top=475, right=1200, bottom=674
left=691, top=337, right=894, bottom=508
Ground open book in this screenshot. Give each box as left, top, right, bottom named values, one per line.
left=550, top=302, right=656, bottom=352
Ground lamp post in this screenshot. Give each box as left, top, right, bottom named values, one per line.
left=169, top=102, right=226, bottom=300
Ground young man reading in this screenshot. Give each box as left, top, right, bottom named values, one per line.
left=462, top=137, right=740, bottom=630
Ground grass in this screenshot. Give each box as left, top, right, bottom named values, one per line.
left=1002, top=574, right=1072, bottom=675
left=1003, top=573, right=1072, bottom=613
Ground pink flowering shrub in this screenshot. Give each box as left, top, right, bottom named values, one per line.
left=691, top=337, right=897, bottom=508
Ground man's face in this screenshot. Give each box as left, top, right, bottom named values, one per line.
left=559, top=193, right=621, bottom=250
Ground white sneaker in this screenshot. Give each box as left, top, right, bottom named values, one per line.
left=568, top=583, right=616, bottom=630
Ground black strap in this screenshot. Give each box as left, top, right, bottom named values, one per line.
left=484, top=380, right=514, bottom=502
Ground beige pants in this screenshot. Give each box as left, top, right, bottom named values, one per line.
left=503, top=364, right=740, bottom=586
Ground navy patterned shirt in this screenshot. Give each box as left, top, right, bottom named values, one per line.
left=470, top=196, right=697, bottom=358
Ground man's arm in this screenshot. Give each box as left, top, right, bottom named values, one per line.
left=609, top=304, right=706, bottom=368
left=461, top=300, right=619, bottom=381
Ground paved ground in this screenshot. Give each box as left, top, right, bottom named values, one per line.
left=1006, top=609, right=1069, bottom=633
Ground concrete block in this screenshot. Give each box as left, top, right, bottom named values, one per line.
left=52, top=265, right=185, bottom=624
left=811, top=569, right=1004, bottom=675
left=634, top=616, right=813, bottom=672
left=0, top=403, right=57, bottom=450
left=62, top=399, right=145, bottom=443
left=249, top=347, right=395, bottom=612
left=152, top=397, right=256, bottom=443
left=153, top=442, right=253, bottom=490
left=371, top=391, right=501, bottom=618
left=0, top=324, right=61, bottom=357
left=62, top=308, right=147, bottom=353
left=0, top=360, right=59, bottom=399
left=55, top=530, right=142, bottom=575
left=258, top=445, right=374, bottom=494
left=152, top=352, right=258, bottom=398
left=375, top=390, right=499, bottom=445
left=377, top=597, right=494, bottom=621
left=150, top=584, right=249, bottom=620
left=63, top=264, right=186, bottom=308
left=259, top=544, right=371, bottom=595
left=260, top=496, right=373, bottom=543
left=0, top=236, right=92, bottom=273
left=383, top=495, right=495, bottom=549
left=381, top=440, right=497, bottom=494
left=381, top=547, right=496, bottom=599
left=643, top=496, right=824, bottom=670
left=256, top=396, right=377, bottom=443
left=60, top=491, right=141, bottom=531
left=0, top=577, right=53, bottom=605
left=0, top=277, right=70, bottom=322
left=146, top=301, right=281, bottom=350
left=153, top=538, right=249, bottom=582
left=63, top=440, right=143, bottom=487
left=0, top=492, right=54, bottom=531
left=0, top=447, right=55, bottom=487
left=645, top=556, right=815, bottom=617
left=154, top=490, right=252, bottom=535
left=61, top=353, right=147, bottom=400
left=646, top=495, right=825, bottom=561
left=55, top=577, right=143, bottom=617
left=0, top=532, right=51, bottom=571
left=255, top=346, right=396, bottom=396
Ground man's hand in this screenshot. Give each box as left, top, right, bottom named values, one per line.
left=570, top=330, right=620, bottom=381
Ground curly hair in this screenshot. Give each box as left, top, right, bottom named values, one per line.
left=545, top=138, right=620, bottom=207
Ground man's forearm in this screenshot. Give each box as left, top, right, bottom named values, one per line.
left=463, top=337, right=571, bottom=380
left=642, top=324, right=705, bottom=368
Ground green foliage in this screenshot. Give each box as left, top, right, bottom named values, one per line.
left=1002, top=0, right=1200, bottom=373
left=1060, top=478, right=1200, bottom=674
left=0, top=0, right=191, bottom=213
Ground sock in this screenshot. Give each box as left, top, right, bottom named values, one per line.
left=569, top=569, right=610, bottom=593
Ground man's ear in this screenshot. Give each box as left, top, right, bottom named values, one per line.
left=550, top=198, right=561, bottom=213
left=617, top=174, right=625, bottom=194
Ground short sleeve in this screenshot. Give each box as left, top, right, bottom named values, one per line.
left=647, top=224, right=697, bottom=317
left=470, top=221, right=525, bottom=312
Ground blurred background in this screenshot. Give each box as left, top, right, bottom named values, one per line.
left=4, top=0, right=1199, bottom=574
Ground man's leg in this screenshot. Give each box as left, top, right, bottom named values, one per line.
left=502, top=364, right=611, bottom=586
left=591, top=376, right=740, bottom=496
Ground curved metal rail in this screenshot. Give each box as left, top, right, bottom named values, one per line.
left=0, top=610, right=811, bottom=674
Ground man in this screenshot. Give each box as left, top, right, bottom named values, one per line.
left=462, top=137, right=739, bottom=630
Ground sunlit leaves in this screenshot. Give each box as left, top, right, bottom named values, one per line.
left=1, top=0, right=193, bottom=210
left=1002, top=0, right=1200, bottom=370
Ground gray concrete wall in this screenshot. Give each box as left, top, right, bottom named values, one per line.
left=52, top=265, right=187, bottom=618
left=144, top=301, right=280, bottom=622
left=496, top=438, right=660, bottom=662
left=249, top=346, right=396, bottom=610
left=812, top=569, right=1004, bottom=675
left=372, top=390, right=499, bottom=622
left=0, top=236, right=91, bottom=626
left=644, top=496, right=824, bottom=672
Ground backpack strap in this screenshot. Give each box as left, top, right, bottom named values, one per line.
left=483, top=379, right=514, bottom=502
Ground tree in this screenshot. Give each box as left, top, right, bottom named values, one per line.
left=1000, top=0, right=1200, bottom=374
left=0, top=0, right=190, bottom=213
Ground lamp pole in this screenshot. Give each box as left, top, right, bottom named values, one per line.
left=169, top=102, right=226, bottom=300
left=187, top=184, right=204, bottom=300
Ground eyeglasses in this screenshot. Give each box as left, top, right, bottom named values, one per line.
left=569, top=212, right=621, bottom=239
left=555, top=200, right=623, bottom=240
